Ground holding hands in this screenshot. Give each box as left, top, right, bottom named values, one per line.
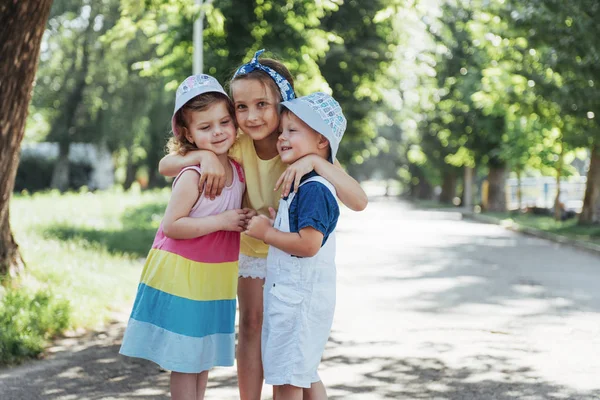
left=245, top=207, right=276, bottom=242
left=220, top=208, right=258, bottom=232
left=219, top=209, right=247, bottom=232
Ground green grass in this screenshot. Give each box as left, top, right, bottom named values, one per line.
left=485, top=211, right=600, bottom=246
left=8, top=188, right=170, bottom=329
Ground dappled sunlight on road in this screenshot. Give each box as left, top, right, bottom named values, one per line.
left=332, top=199, right=600, bottom=396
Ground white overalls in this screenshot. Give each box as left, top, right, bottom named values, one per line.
left=261, top=176, right=337, bottom=388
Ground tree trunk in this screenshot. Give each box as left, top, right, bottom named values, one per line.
left=516, top=169, right=523, bottom=211
left=579, top=143, right=600, bottom=224
left=554, top=148, right=563, bottom=221
left=123, top=148, right=137, bottom=190
left=439, top=169, right=457, bottom=204
left=50, top=140, right=70, bottom=191
left=416, top=179, right=434, bottom=200
left=486, top=164, right=507, bottom=212
left=0, top=0, right=54, bottom=278
left=49, top=24, right=92, bottom=192
left=463, top=166, right=474, bottom=209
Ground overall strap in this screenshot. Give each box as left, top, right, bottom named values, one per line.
left=298, top=176, right=336, bottom=198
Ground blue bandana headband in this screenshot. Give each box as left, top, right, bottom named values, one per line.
left=232, top=49, right=296, bottom=102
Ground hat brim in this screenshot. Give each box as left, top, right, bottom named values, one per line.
left=280, top=100, right=339, bottom=161
left=171, top=87, right=228, bottom=137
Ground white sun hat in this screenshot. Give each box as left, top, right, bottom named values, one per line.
left=171, top=74, right=229, bottom=137
left=280, top=92, right=347, bottom=161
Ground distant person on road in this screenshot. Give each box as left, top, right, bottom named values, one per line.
left=158, top=50, right=367, bottom=400
left=245, top=92, right=346, bottom=400
left=120, top=74, right=249, bottom=400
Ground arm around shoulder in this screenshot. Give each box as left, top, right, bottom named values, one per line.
left=158, top=150, right=207, bottom=178
left=161, top=170, right=231, bottom=239
left=313, top=157, right=368, bottom=211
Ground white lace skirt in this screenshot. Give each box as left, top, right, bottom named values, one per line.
left=238, top=254, right=267, bottom=279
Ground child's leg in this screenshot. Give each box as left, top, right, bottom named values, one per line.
left=195, top=371, right=209, bottom=400
left=237, top=276, right=265, bottom=400
left=274, top=384, right=303, bottom=400
left=303, top=381, right=327, bottom=400
left=170, top=372, right=198, bottom=400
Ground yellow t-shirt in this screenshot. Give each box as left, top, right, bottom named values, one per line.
left=229, top=134, right=287, bottom=258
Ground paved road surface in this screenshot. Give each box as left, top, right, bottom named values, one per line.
left=1, top=199, right=600, bottom=399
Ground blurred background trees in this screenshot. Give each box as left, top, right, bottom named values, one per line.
left=5, top=0, right=600, bottom=366
left=15, top=0, right=600, bottom=226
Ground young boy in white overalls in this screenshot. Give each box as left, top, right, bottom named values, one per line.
left=245, top=92, right=346, bottom=400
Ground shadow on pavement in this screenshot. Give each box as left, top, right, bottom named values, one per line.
left=323, top=335, right=600, bottom=399
left=0, top=322, right=237, bottom=400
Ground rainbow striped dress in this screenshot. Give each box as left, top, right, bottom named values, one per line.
left=120, top=162, right=245, bottom=373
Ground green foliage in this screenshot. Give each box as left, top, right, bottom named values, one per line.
left=507, top=0, right=600, bottom=147
left=318, top=0, right=398, bottom=162
left=29, top=0, right=397, bottom=179
left=0, top=287, right=70, bottom=365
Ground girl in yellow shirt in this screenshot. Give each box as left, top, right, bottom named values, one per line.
left=159, top=50, right=367, bottom=400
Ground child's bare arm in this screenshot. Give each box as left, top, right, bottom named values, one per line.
left=158, top=150, right=226, bottom=199
left=275, top=154, right=368, bottom=211
left=265, top=227, right=323, bottom=258
left=158, top=151, right=205, bottom=177
left=245, top=210, right=323, bottom=258
left=162, top=170, right=245, bottom=239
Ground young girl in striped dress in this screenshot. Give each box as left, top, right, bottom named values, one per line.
left=120, top=74, right=253, bottom=400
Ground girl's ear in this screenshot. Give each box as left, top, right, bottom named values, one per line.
left=182, top=127, right=193, bottom=144
left=317, top=135, right=330, bottom=150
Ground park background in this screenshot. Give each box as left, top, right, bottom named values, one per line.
left=1, top=0, right=600, bottom=369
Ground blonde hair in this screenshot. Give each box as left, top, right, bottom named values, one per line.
left=167, top=92, right=235, bottom=155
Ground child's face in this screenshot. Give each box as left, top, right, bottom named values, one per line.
left=277, top=111, right=327, bottom=164
left=231, top=79, right=280, bottom=142
left=184, top=101, right=236, bottom=156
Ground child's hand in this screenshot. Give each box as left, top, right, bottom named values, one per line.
left=241, top=208, right=258, bottom=230
left=219, top=209, right=247, bottom=232
left=245, top=208, right=276, bottom=241
left=275, top=154, right=317, bottom=198
left=198, top=152, right=226, bottom=200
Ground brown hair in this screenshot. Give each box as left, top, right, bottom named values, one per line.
left=229, top=57, right=295, bottom=102
left=167, top=92, right=235, bottom=155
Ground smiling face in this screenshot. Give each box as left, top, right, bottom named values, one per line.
left=183, top=100, right=237, bottom=156
left=277, top=111, right=330, bottom=164
left=231, top=78, right=281, bottom=142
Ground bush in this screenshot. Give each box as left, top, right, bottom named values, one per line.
left=14, top=156, right=93, bottom=193
left=14, top=157, right=55, bottom=192
left=0, top=287, right=71, bottom=365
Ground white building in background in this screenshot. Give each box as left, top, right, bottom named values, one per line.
left=505, top=176, right=586, bottom=212
left=20, top=142, right=114, bottom=190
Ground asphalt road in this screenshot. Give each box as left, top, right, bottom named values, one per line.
left=1, top=199, right=600, bottom=399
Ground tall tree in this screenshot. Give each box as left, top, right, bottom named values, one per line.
left=508, top=0, right=600, bottom=223
left=0, top=0, right=54, bottom=278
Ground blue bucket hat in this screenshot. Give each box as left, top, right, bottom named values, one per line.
left=171, top=74, right=229, bottom=137
left=280, top=92, right=347, bottom=161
